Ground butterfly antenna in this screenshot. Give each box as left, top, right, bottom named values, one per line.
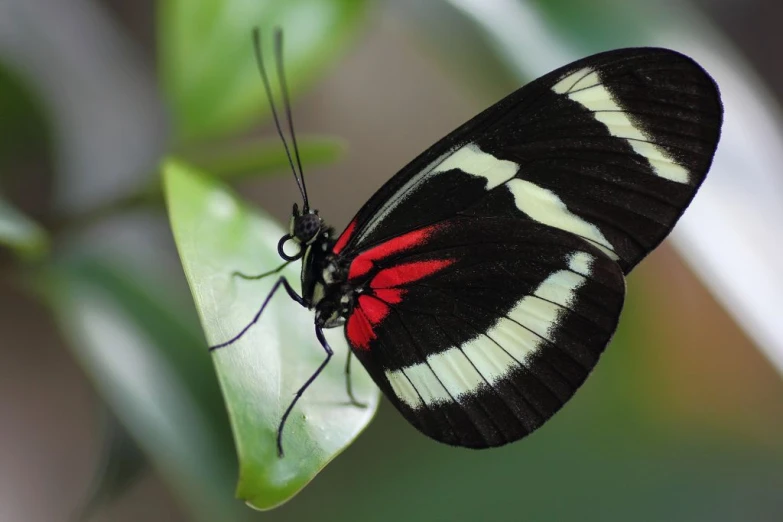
left=274, top=29, right=309, bottom=212
left=251, top=28, right=308, bottom=210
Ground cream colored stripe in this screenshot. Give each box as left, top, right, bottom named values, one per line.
left=428, top=349, right=487, bottom=400
left=384, top=252, right=595, bottom=409
left=357, top=143, right=520, bottom=243
left=387, top=370, right=423, bottom=409
left=506, top=178, right=618, bottom=260
left=553, top=67, right=690, bottom=184
left=431, top=143, right=519, bottom=189
left=401, top=361, right=451, bottom=406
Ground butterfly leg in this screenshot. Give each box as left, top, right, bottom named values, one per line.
left=209, top=276, right=304, bottom=351
left=231, top=260, right=290, bottom=281
left=277, top=324, right=333, bottom=457
left=344, top=350, right=367, bottom=408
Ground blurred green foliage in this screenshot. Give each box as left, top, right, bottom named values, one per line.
left=159, top=0, right=370, bottom=142
left=187, top=136, right=346, bottom=184
left=0, top=67, right=50, bottom=174
left=43, top=257, right=246, bottom=522
left=0, top=197, right=48, bottom=260
left=0, top=69, right=49, bottom=259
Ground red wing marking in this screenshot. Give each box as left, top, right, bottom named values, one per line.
left=373, top=288, right=404, bottom=304
left=370, top=259, right=456, bottom=289
left=348, top=224, right=443, bottom=280
left=358, top=295, right=390, bottom=324
left=346, top=307, right=374, bottom=350
left=332, top=218, right=357, bottom=255
left=347, top=295, right=393, bottom=350
left=346, top=259, right=455, bottom=351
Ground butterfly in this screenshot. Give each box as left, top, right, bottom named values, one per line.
left=211, top=29, right=723, bottom=456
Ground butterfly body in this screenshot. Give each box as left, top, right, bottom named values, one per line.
left=222, top=41, right=723, bottom=454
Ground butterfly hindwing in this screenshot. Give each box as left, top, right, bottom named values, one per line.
left=333, top=48, right=722, bottom=273
left=345, top=217, right=626, bottom=447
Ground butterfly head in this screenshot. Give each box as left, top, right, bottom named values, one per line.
left=277, top=203, right=326, bottom=263
left=290, top=203, right=323, bottom=245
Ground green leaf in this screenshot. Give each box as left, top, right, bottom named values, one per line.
left=163, top=158, right=379, bottom=510
left=188, top=135, right=346, bottom=183
left=42, top=258, right=250, bottom=522
left=158, top=0, right=370, bottom=142
left=0, top=197, right=48, bottom=260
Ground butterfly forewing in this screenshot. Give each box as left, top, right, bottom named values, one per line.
left=329, top=48, right=721, bottom=447
left=334, top=48, right=722, bottom=274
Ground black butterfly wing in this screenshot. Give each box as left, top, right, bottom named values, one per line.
left=333, top=47, right=721, bottom=447
left=332, top=47, right=723, bottom=274
left=343, top=216, right=625, bottom=447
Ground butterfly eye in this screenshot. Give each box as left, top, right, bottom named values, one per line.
left=294, top=213, right=322, bottom=244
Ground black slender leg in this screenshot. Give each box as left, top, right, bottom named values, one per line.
left=277, top=324, right=333, bottom=457
left=232, top=260, right=290, bottom=281
left=209, top=276, right=304, bottom=351
left=344, top=351, right=367, bottom=408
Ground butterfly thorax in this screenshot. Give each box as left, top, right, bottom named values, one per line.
left=302, top=240, right=354, bottom=329
left=286, top=206, right=355, bottom=328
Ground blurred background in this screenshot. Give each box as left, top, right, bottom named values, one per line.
left=1, top=0, right=782, bottom=521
